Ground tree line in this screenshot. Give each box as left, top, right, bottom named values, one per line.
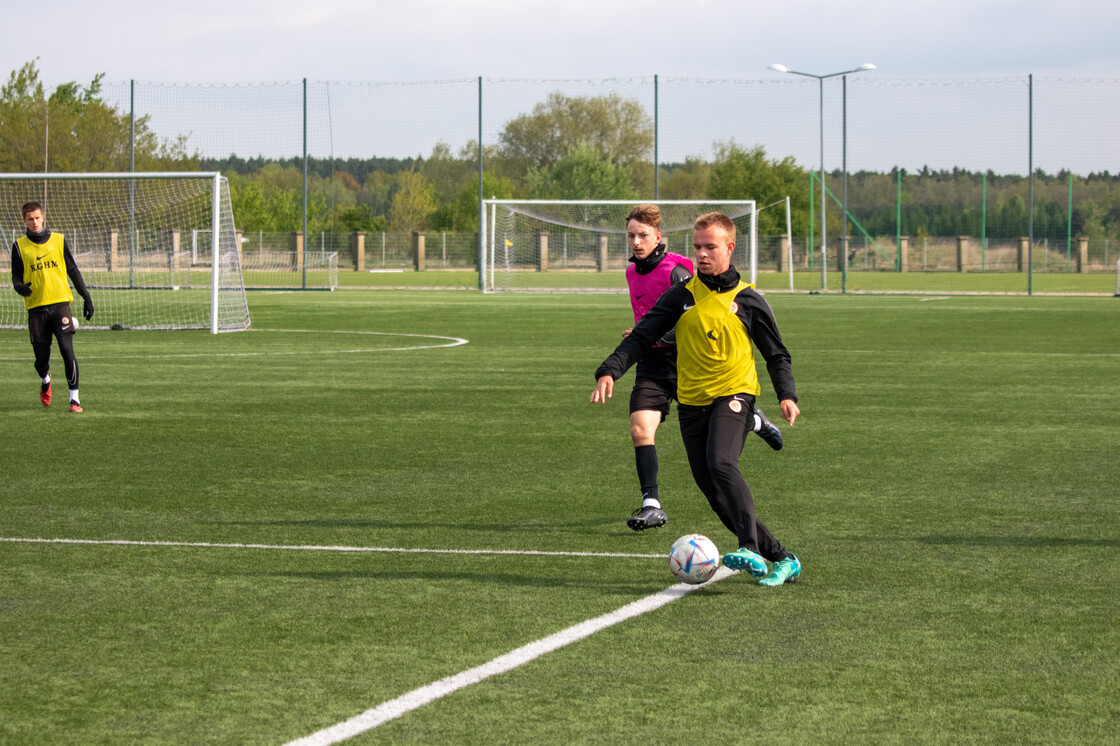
left=5, top=60, right=1120, bottom=242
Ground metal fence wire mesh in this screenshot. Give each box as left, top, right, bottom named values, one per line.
left=34, top=76, right=1120, bottom=293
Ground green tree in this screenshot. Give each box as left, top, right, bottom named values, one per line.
left=709, top=142, right=810, bottom=236
left=388, top=168, right=438, bottom=233
left=0, top=60, right=196, bottom=172
left=498, top=92, right=652, bottom=183
left=433, top=171, right=515, bottom=232
left=526, top=142, right=637, bottom=200
left=659, top=157, right=711, bottom=199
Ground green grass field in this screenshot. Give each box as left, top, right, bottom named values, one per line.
left=2, top=290, right=1118, bottom=744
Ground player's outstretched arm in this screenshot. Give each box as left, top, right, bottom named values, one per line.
left=590, top=376, right=614, bottom=404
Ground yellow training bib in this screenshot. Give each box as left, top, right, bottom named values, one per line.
left=674, top=277, right=760, bottom=406
left=17, top=233, right=72, bottom=310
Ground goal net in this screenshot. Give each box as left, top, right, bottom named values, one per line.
left=1, top=173, right=250, bottom=332
left=481, top=200, right=757, bottom=292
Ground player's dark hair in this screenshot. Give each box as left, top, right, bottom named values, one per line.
left=626, top=203, right=662, bottom=231
left=694, top=212, right=736, bottom=243
left=22, top=201, right=43, bottom=217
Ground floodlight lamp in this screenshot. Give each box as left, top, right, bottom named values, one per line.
left=767, top=64, right=789, bottom=73
left=857, top=63, right=877, bottom=71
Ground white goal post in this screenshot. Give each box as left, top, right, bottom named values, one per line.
left=479, top=199, right=757, bottom=293
left=1, top=172, right=249, bottom=333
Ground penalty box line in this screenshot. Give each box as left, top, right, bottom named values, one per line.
left=285, top=565, right=737, bottom=745
left=0, top=536, right=662, bottom=560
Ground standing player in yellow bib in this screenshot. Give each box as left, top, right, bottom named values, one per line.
left=592, top=212, right=803, bottom=587
left=10, top=201, right=95, bottom=413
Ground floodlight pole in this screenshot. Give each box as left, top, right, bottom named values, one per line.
left=768, top=63, right=876, bottom=291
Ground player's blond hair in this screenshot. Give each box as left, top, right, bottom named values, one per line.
left=693, top=211, right=736, bottom=243
left=626, top=203, right=662, bottom=231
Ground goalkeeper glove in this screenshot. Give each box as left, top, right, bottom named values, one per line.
left=14, top=282, right=31, bottom=297
left=82, top=294, right=94, bottom=321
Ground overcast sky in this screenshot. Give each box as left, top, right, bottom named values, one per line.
left=6, top=0, right=1120, bottom=86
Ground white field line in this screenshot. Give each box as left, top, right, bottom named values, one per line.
left=285, top=566, right=736, bottom=745
left=2, top=535, right=730, bottom=741
left=0, top=329, right=468, bottom=361
left=0, top=536, right=661, bottom=560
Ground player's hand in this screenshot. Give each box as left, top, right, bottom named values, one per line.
left=622, top=328, right=632, bottom=338
left=779, top=398, right=800, bottom=426
left=13, top=282, right=31, bottom=297
left=590, top=376, right=614, bottom=403
left=82, top=294, right=94, bottom=321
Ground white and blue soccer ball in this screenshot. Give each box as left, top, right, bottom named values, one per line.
left=669, top=534, right=720, bottom=584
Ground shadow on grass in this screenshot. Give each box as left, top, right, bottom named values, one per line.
left=853, top=534, right=1120, bottom=548
left=235, top=567, right=738, bottom=596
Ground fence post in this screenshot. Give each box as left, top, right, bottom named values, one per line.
left=898, top=236, right=909, bottom=272
left=538, top=232, right=549, bottom=272
left=598, top=234, right=609, bottom=272
left=778, top=234, right=788, bottom=272
left=352, top=231, right=366, bottom=272
left=107, top=228, right=119, bottom=272
left=291, top=231, right=304, bottom=272
left=1078, top=236, right=1088, bottom=273
left=956, top=236, right=968, bottom=272
left=1017, top=237, right=1028, bottom=272
left=413, top=231, right=426, bottom=271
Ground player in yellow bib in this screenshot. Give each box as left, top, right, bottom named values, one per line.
left=592, top=212, right=803, bottom=587
left=10, top=201, right=95, bottom=413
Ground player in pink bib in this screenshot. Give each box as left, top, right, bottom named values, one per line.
left=615, top=204, right=694, bottom=531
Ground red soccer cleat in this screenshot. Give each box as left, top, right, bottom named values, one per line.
left=69, top=401, right=83, bottom=413
left=40, top=382, right=52, bottom=407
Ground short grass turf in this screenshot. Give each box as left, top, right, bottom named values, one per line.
left=1, top=290, right=1118, bottom=744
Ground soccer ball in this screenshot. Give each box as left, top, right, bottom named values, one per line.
left=668, top=534, right=720, bottom=585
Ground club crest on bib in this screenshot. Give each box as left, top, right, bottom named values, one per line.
left=729, top=399, right=742, bottom=413
left=731, top=301, right=738, bottom=313
left=62, top=317, right=70, bottom=326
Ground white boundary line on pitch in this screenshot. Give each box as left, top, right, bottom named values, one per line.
left=0, top=536, right=662, bottom=560
left=0, top=329, right=468, bottom=362
left=2, top=535, right=732, bottom=742
left=285, top=566, right=736, bottom=745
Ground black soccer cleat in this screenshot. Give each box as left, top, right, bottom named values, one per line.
left=754, top=407, right=783, bottom=451
left=627, top=505, right=668, bottom=531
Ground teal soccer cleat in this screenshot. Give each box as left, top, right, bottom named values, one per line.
left=758, top=554, right=801, bottom=586
left=721, top=547, right=769, bottom=578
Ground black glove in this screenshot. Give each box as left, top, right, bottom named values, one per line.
left=14, top=282, right=31, bottom=297
left=82, top=294, right=94, bottom=321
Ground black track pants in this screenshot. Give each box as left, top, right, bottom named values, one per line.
left=678, top=394, right=787, bottom=560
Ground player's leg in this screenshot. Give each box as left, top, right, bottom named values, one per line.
left=57, top=331, right=81, bottom=412
left=701, top=396, right=773, bottom=578
left=751, top=405, right=784, bottom=451
left=33, top=342, right=52, bottom=406
left=626, top=382, right=670, bottom=531
left=678, top=402, right=738, bottom=537
left=29, top=311, right=52, bottom=406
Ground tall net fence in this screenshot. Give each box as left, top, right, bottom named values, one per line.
left=32, top=75, right=1120, bottom=294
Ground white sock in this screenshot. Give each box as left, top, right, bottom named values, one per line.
left=69, top=389, right=79, bottom=404
left=42, top=373, right=51, bottom=385
left=642, top=496, right=661, bottom=509
left=753, top=413, right=762, bottom=432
